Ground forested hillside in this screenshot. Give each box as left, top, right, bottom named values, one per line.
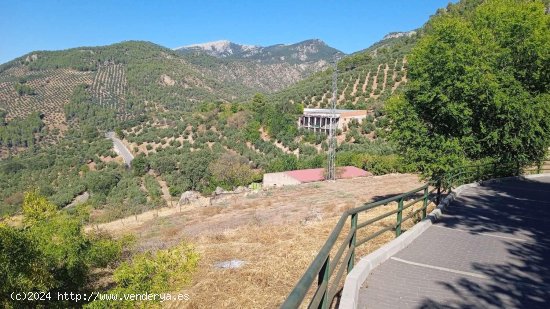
left=0, top=40, right=256, bottom=116
left=0, top=40, right=342, bottom=155
left=270, top=32, right=417, bottom=110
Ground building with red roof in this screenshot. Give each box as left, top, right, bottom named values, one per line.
left=263, top=166, right=370, bottom=188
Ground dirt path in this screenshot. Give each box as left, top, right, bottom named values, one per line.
left=156, top=176, right=173, bottom=205
left=361, top=71, right=371, bottom=93
left=351, top=75, right=361, bottom=96
left=370, top=64, right=382, bottom=97
left=382, top=64, right=389, bottom=92
left=338, top=85, right=348, bottom=104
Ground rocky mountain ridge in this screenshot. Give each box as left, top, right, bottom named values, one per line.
left=175, top=39, right=344, bottom=64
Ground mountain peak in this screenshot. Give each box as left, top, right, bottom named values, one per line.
left=175, top=40, right=260, bottom=58
left=299, top=38, right=326, bottom=45
left=185, top=39, right=231, bottom=48
left=175, top=39, right=344, bottom=64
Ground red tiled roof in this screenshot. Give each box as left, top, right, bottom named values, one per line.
left=285, top=166, right=368, bottom=183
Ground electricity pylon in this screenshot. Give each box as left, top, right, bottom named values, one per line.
left=326, top=58, right=338, bottom=181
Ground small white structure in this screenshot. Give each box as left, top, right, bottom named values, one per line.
left=262, top=172, right=302, bottom=188
left=262, top=166, right=370, bottom=188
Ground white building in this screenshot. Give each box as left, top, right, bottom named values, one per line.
left=298, top=108, right=368, bottom=134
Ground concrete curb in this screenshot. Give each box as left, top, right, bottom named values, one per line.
left=522, top=172, right=550, bottom=180
left=339, top=181, right=479, bottom=309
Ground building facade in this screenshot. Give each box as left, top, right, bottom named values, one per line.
left=298, top=108, right=368, bottom=134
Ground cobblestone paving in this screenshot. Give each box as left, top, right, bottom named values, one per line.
left=359, top=176, right=550, bottom=309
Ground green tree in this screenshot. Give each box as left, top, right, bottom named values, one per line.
left=251, top=93, right=266, bottom=115
left=179, top=150, right=213, bottom=192
left=0, top=224, right=52, bottom=304
left=209, top=153, right=256, bottom=189
left=14, top=83, right=35, bottom=96
left=21, top=190, right=57, bottom=225
left=115, top=127, right=125, bottom=139
left=267, top=154, right=298, bottom=172
left=388, top=0, right=550, bottom=177
left=150, top=156, right=177, bottom=174
left=131, top=154, right=150, bottom=176
left=86, top=170, right=121, bottom=196
left=244, top=120, right=261, bottom=141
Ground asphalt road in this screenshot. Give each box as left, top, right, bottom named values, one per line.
left=359, top=176, right=550, bottom=309
left=106, top=131, right=134, bottom=166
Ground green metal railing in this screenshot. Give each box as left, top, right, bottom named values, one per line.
left=281, top=160, right=550, bottom=309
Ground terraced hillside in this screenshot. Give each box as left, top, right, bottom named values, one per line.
left=0, top=67, right=95, bottom=152
left=90, top=63, right=127, bottom=110
left=0, top=40, right=344, bottom=152
left=0, top=41, right=254, bottom=154
left=270, top=32, right=417, bottom=111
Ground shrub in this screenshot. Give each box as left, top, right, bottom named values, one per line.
left=1, top=192, right=124, bottom=308
left=131, top=155, right=150, bottom=176
left=85, top=242, right=197, bottom=308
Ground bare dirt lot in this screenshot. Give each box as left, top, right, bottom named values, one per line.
left=91, top=173, right=426, bottom=308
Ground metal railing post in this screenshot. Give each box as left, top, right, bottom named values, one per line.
left=422, top=187, right=428, bottom=219
left=396, top=197, right=404, bottom=237
left=347, top=213, right=358, bottom=273
left=318, top=256, right=330, bottom=309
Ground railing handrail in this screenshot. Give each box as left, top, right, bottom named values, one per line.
left=281, top=159, right=550, bottom=308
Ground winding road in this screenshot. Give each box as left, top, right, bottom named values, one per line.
left=106, top=131, right=134, bottom=166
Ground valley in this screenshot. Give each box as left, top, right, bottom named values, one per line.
left=1, top=0, right=549, bottom=308
left=0, top=32, right=415, bottom=219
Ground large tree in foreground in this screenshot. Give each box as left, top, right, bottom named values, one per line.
left=388, top=0, right=550, bottom=177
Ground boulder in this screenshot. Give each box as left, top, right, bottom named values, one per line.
left=178, top=190, right=202, bottom=206
left=214, top=259, right=246, bottom=269
left=234, top=186, right=250, bottom=193
left=214, top=186, right=226, bottom=195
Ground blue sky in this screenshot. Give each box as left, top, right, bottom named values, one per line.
left=0, top=1, right=455, bottom=64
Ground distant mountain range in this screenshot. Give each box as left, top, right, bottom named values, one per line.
left=174, top=39, right=344, bottom=64
left=172, top=39, right=344, bottom=93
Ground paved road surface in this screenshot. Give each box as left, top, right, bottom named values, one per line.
left=359, top=176, right=550, bottom=309
left=106, top=131, right=134, bottom=166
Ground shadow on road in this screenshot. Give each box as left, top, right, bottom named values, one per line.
left=418, top=177, right=550, bottom=308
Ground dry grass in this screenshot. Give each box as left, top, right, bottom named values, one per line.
left=164, top=200, right=435, bottom=308
left=89, top=174, right=428, bottom=308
